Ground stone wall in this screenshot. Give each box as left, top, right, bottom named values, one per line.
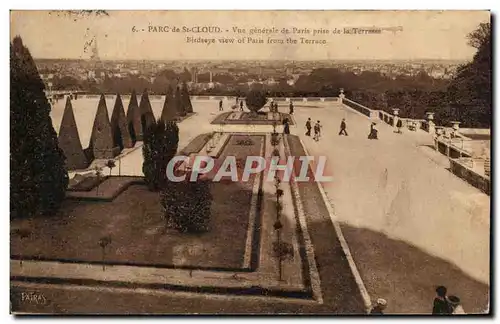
left=342, top=98, right=373, bottom=117
left=449, top=158, right=490, bottom=195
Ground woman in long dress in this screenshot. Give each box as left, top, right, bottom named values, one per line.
left=368, top=122, right=378, bottom=139
left=283, top=118, right=290, bottom=134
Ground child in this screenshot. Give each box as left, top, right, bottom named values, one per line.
left=313, top=120, right=322, bottom=141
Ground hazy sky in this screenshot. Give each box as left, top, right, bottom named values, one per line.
left=10, top=10, right=490, bottom=61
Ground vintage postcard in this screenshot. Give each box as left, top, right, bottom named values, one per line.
left=9, top=10, right=491, bottom=315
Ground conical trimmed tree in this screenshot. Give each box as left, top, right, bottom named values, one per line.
left=58, top=97, right=88, bottom=170
left=139, top=89, right=156, bottom=138
left=126, top=90, right=140, bottom=143
left=160, top=85, right=177, bottom=122
left=10, top=36, right=69, bottom=219
left=111, top=94, right=133, bottom=150
left=175, top=86, right=186, bottom=117
left=89, top=94, right=119, bottom=159
left=181, top=81, right=193, bottom=114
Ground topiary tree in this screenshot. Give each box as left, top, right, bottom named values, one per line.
left=160, top=85, right=177, bottom=122
left=161, top=179, right=212, bottom=233
left=175, top=86, right=186, bottom=117
left=245, top=89, right=268, bottom=115
left=181, top=81, right=193, bottom=114
left=10, top=36, right=69, bottom=219
left=142, top=119, right=179, bottom=191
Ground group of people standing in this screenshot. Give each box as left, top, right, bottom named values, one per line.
left=432, top=286, right=465, bottom=315
left=369, top=285, right=466, bottom=315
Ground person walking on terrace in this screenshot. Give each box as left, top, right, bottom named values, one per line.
left=339, top=118, right=348, bottom=136
left=289, top=101, right=294, bottom=115
left=395, top=119, right=403, bottom=134
left=219, top=99, right=223, bottom=111
left=240, top=99, right=244, bottom=111
left=368, top=122, right=378, bottom=140
left=313, top=120, right=322, bottom=141
left=283, top=118, right=290, bottom=135
left=305, top=118, right=312, bottom=136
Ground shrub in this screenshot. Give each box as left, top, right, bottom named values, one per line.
left=236, top=137, right=254, bottom=146
left=245, top=89, right=267, bottom=114
left=143, top=120, right=179, bottom=191
left=161, top=179, right=212, bottom=233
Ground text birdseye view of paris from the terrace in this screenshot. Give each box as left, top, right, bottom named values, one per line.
left=9, top=10, right=491, bottom=315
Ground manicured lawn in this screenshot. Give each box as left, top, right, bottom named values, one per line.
left=11, top=135, right=264, bottom=270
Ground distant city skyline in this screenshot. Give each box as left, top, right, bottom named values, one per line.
left=11, top=10, right=489, bottom=61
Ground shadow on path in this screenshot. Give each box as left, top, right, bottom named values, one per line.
left=340, top=224, right=490, bottom=314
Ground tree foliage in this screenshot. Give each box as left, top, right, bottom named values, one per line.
left=11, top=36, right=69, bottom=219
left=142, top=119, right=179, bottom=191
left=245, top=89, right=268, bottom=113
left=446, top=22, right=491, bottom=127
left=349, top=23, right=491, bottom=128
left=161, top=179, right=212, bottom=233
left=161, top=85, right=177, bottom=122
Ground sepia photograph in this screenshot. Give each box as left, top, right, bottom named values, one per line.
left=9, top=10, right=491, bottom=315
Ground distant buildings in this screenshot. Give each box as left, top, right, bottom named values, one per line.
left=34, top=58, right=464, bottom=94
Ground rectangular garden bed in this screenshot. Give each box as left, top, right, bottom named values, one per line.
left=11, top=136, right=265, bottom=271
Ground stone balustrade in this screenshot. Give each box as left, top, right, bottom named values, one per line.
left=75, top=95, right=341, bottom=102
left=342, top=98, right=376, bottom=118
left=449, top=158, right=490, bottom=195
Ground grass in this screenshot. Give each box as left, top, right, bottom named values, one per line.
left=210, top=112, right=231, bottom=124
left=11, top=135, right=264, bottom=270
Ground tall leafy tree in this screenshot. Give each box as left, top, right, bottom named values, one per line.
left=447, top=22, right=491, bottom=127
left=10, top=36, right=69, bottom=219
left=142, top=119, right=179, bottom=191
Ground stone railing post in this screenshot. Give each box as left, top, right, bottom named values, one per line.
left=450, top=121, right=461, bottom=137
left=425, top=112, right=436, bottom=134
left=392, top=108, right=400, bottom=128
left=339, top=88, right=345, bottom=103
